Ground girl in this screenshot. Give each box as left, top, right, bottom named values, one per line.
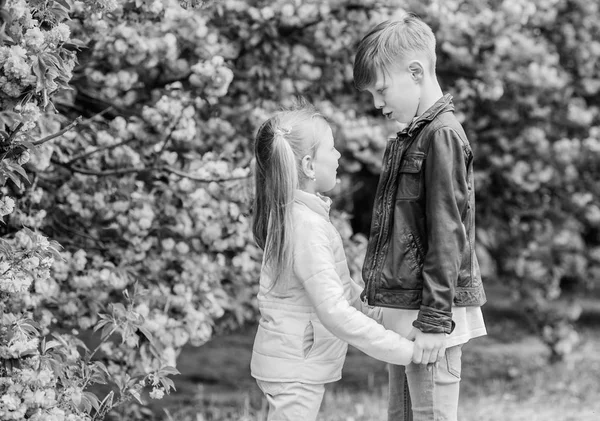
left=250, top=101, right=414, bottom=421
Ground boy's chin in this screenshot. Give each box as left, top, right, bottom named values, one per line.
left=395, top=121, right=409, bottom=130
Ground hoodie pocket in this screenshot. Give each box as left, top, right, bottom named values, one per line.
left=303, top=321, right=315, bottom=358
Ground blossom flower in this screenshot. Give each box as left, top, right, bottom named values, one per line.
left=53, top=23, right=71, bottom=42
left=24, top=27, right=45, bottom=50
left=2, top=81, right=22, bottom=97
left=4, top=47, right=31, bottom=80
left=149, top=387, right=164, bottom=399
left=175, top=242, right=190, bottom=255
left=16, top=150, right=30, bottom=165
left=0, top=196, right=15, bottom=216
left=8, top=0, right=28, bottom=19
left=21, top=256, right=40, bottom=271
left=94, top=0, right=119, bottom=12
left=35, top=234, right=50, bottom=251
left=161, top=238, right=175, bottom=251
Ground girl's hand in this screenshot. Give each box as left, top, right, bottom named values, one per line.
left=406, top=327, right=446, bottom=365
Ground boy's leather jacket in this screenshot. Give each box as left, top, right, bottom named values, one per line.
left=361, top=94, right=486, bottom=334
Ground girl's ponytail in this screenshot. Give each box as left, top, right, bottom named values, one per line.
left=252, top=119, right=297, bottom=289
left=263, top=127, right=297, bottom=288
left=251, top=100, right=325, bottom=291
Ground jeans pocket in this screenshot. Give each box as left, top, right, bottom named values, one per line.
left=257, top=380, right=285, bottom=397
left=445, top=345, right=463, bottom=379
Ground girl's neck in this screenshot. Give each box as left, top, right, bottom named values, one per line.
left=300, top=185, right=317, bottom=195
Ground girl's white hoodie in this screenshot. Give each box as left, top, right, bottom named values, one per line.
left=251, top=190, right=413, bottom=384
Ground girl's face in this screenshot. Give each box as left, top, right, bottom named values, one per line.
left=311, top=122, right=341, bottom=193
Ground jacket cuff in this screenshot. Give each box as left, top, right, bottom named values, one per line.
left=412, top=306, right=455, bottom=334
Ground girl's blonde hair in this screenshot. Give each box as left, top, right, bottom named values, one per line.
left=252, top=99, right=326, bottom=290
left=353, top=13, right=437, bottom=91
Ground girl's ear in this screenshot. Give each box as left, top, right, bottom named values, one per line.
left=300, top=154, right=315, bottom=179
left=407, top=60, right=424, bottom=82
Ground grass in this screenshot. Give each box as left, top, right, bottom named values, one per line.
left=143, top=286, right=600, bottom=421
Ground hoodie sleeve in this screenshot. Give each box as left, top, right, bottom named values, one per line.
left=293, top=219, right=413, bottom=366
left=348, top=277, right=384, bottom=324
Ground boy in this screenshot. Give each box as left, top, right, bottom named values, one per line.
left=352, top=14, right=487, bottom=421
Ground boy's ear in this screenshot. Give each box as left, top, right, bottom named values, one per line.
left=407, top=60, right=424, bottom=82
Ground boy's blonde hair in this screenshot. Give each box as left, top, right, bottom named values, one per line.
left=353, top=13, right=437, bottom=91
left=252, top=99, right=327, bottom=291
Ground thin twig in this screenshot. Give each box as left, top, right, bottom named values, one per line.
left=54, top=158, right=251, bottom=183
left=32, top=116, right=83, bottom=146
left=68, top=165, right=148, bottom=177
left=67, top=136, right=139, bottom=165
left=78, top=106, right=115, bottom=126
left=152, top=114, right=184, bottom=167
left=6, top=122, right=24, bottom=142
left=161, top=165, right=250, bottom=182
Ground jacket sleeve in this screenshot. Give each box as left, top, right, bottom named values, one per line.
left=348, top=278, right=383, bottom=323
left=293, top=220, right=413, bottom=366
left=414, top=127, right=468, bottom=334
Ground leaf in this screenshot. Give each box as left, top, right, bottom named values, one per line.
left=82, top=391, right=100, bottom=413
left=93, top=319, right=110, bottom=333
left=42, top=339, right=62, bottom=353
left=47, top=245, right=63, bottom=261
left=91, top=361, right=111, bottom=384
left=5, top=161, right=30, bottom=182
left=158, top=366, right=180, bottom=376
left=54, top=0, right=71, bottom=10
left=5, top=171, right=22, bottom=188
left=32, top=56, right=46, bottom=81
left=137, top=326, right=153, bottom=342
left=111, top=302, right=127, bottom=317
left=100, top=322, right=115, bottom=341
left=50, top=6, right=70, bottom=22
left=128, top=388, right=144, bottom=405
left=159, top=377, right=176, bottom=393
left=18, top=318, right=40, bottom=336
left=18, top=140, right=35, bottom=149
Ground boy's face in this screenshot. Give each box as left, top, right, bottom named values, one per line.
left=364, top=64, right=421, bottom=125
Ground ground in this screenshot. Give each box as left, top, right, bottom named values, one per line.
left=145, top=285, right=600, bottom=421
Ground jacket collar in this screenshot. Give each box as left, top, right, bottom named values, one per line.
left=399, top=93, right=454, bottom=138
left=294, top=189, right=331, bottom=221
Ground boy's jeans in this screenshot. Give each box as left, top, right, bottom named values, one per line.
left=256, top=380, right=325, bottom=421
left=388, top=345, right=463, bottom=421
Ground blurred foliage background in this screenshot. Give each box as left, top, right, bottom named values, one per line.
left=0, top=0, right=599, bottom=419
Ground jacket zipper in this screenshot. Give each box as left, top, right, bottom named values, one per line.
left=365, top=137, right=409, bottom=304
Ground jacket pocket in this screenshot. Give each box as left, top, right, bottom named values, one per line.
left=396, top=153, right=425, bottom=200
left=303, top=321, right=315, bottom=358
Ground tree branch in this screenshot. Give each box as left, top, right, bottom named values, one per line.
left=161, top=165, right=250, bottom=182
left=52, top=157, right=251, bottom=183
left=32, top=116, right=83, bottom=147
left=2, top=117, right=82, bottom=161
left=151, top=113, right=184, bottom=166
left=67, top=136, right=139, bottom=165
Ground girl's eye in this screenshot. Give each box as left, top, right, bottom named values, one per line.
left=378, top=88, right=386, bottom=94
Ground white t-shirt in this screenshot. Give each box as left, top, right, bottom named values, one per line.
left=382, top=305, right=487, bottom=348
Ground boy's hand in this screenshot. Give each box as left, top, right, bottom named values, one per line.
left=406, top=327, right=446, bottom=365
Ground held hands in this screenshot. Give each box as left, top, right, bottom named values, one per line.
left=406, top=328, right=446, bottom=365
